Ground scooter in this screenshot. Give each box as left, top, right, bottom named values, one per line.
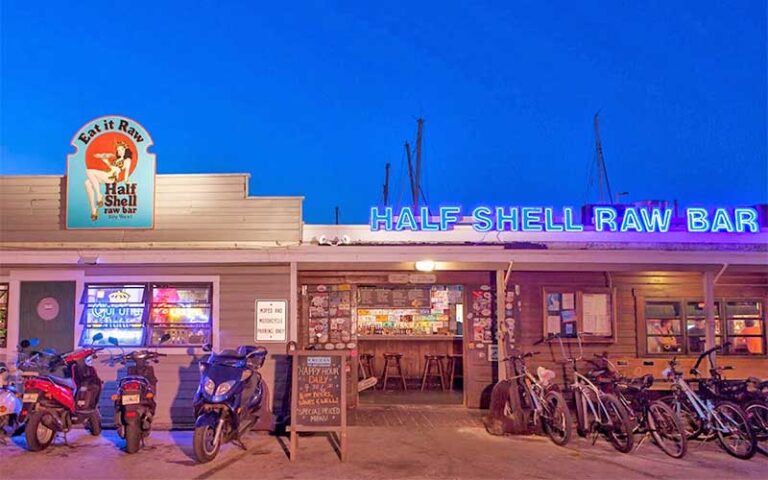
left=0, top=338, right=44, bottom=440
left=21, top=334, right=105, bottom=451
left=192, top=344, right=268, bottom=463
left=104, top=334, right=169, bottom=453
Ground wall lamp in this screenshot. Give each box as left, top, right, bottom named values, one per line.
left=415, top=260, right=436, bottom=272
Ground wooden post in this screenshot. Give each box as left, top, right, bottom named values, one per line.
left=703, top=271, right=716, bottom=350
left=496, top=269, right=506, bottom=381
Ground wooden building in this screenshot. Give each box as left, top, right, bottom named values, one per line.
left=1, top=172, right=767, bottom=426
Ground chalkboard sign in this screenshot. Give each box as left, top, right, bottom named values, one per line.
left=290, top=351, right=348, bottom=461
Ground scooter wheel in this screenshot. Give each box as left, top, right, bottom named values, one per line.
left=86, top=411, right=102, bottom=436
left=193, top=424, right=221, bottom=463
left=125, top=423, right=141, bottom=454
left=25, top=411, right=55, bottom=451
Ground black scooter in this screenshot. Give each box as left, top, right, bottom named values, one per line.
left=192, top=344, right=268, bottom=463
left=104, top=334, right=170, bottom=453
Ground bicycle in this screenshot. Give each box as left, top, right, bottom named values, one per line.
left=587, top=352, right=687, bottom=458
left=551, top=334, right=634, bottom=453
left=683, top=343, right=768, bottom=457
left=660, top=353, right=756, bottom=459
left=502, top=349, right=572, bottom=446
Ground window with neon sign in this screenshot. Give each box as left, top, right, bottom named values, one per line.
left=149, top=284, right=212, bottom=347
left=80, top=283, right=213, bottom=348
left=80, top=284, right=147, bottom=347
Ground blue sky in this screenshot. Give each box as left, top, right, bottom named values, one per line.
left=1, top=1, right=765, bottom=223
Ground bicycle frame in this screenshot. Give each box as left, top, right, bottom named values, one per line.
left=508, top=362, right=546, bottom=418
left=670, top=374, right=732, bottom=434
left=551, top=334, right=614, bottom=428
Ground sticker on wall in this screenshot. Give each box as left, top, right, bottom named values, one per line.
left=66, top=115, right=156, bottom=229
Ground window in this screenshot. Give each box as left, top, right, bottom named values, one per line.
left=149, top=284, right=212, bottom=347
left=685, top=301, right=722, bottom=354
left=725, top=301, right=764, bottom=355
left=543, top=288, right=614, bottom=341
left=80, top=284, right=147, bottom=347
left=643, top=298, right=765, bottom=356
left=80, top=282, right=212, bottom=348
left=0, top=284, right=8, bottom=348
left=645, top=301, right=683, bottom=354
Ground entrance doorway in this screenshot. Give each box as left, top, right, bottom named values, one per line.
left=19, top=281, right=76, bottom=354
left=300, top=270, right=499, bottom=408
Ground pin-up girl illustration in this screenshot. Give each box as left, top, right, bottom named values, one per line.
left=84, top=140, right=133, bottom=221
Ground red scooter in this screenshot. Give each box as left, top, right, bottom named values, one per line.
left=21, top=337, right=105, bottom=451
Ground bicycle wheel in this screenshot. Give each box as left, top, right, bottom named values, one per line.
left=542, top=390, right=572, bottom=446
left=745, top=402, right=768, bottom=456
left=660, top=394, right=704, bottom=439
left=647, top=400, right=687, bottom=459
left=601, top=393, right=634, bottom=453
left=714, top=401, right=756, bottom=459
left=573, top=388, right=588, bottom=437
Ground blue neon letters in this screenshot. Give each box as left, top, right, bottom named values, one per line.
left=369, top=206, right=762, bottom=233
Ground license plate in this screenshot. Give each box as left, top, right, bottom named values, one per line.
left=122, top=394, right=140, bottom=405
left=23, top=393, right=39, bottom=403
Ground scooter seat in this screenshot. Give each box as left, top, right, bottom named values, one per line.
left=44, top=375, right=75, bottom=390
left=120, top=376, right=151, bottom=386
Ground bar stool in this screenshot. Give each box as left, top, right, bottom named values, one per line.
left=381, top=353, right=407, bottom=391
left=358, top=353, right=375, bottom=379
left=421, top=354, right=447, bottom=391
left=445, top=354, right=463, bottom=390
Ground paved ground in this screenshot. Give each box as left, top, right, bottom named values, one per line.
left=1, top=407, right=765, bottom=480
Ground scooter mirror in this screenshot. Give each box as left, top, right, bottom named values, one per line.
left=92, top=332, right=104, bottom=342
left=30, top=338, right=40, bottom=347
left=20, top=339, right=30, bottom=349
left=202, top=343, right=212, bottom=352
left=108, top=337, right=119, bottom=346
left=160, top=333, right=172, bottom=344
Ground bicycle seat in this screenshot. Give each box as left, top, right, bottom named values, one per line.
left=629, top=374, right=654, bottom=390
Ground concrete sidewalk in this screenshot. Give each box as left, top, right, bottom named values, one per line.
left=1, top=422, right=765, bottom=480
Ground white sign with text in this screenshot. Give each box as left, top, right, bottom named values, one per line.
left=255, top=300, right=287, bottom=342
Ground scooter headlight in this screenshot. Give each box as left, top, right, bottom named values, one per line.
left=203, top=378, right=215, bottom=395
left=215, top=380, right=235, bottom=397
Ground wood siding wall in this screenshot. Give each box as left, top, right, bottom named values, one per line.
left=509, top=271, right=768, bottom=390
left=0, top=264, right=291, bottom=428
left=0, top=174, right=302, bottom=244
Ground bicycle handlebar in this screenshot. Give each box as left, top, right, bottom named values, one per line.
left=692, top=342, right=732, bottom=371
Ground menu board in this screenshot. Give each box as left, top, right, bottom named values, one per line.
left=357, top=286, right=431, bottom=308
left=294, top=354, right=344, bottom=427
left=290, top=351, right=348, bottom=461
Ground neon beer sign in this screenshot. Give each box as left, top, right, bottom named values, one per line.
left=369, top=206, right=762, bottom=233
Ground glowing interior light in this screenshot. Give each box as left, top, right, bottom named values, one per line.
left=415, top=260, right=436, bottom=272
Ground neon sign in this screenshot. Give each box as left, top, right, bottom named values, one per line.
left=369, top=206, right=763, bottom=234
